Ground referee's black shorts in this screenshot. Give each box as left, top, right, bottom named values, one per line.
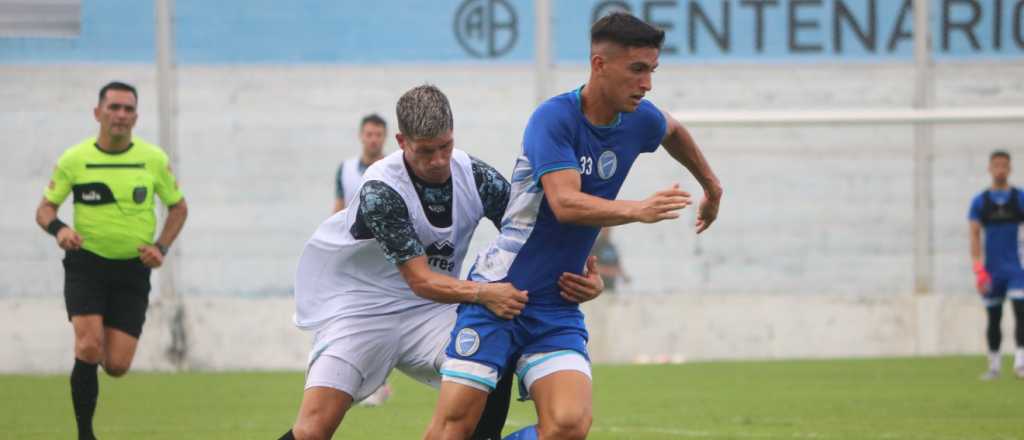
left=63, top=249, right=151, bottom=338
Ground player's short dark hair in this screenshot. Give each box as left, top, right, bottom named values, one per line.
left=360, top=113, right=387, bottom=130
left=991, top=150, right=1011, bottom=161
left=396, top=85, right=453, bottom=140
left=98, top=81, right=137, bottom=104
left=591, top=12, right=665, bottom=50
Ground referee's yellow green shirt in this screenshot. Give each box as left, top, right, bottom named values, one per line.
left=44, top=138, right=184, bottom=260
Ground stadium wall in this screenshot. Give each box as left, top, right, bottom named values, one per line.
left=3, top=63, right=1023, bottom=300
left=0, top=293, right=993, bottom=373
left=2, top=61, right=1023, bottom=371
left=5, top=0, right=1024, bottom=64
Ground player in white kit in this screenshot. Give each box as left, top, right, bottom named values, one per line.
left=278, top=85, right=605, bottom=440
left=333, top=113, right=387, bottom=213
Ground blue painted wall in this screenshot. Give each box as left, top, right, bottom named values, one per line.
left=1, top=0, right=1022, bottom=63
left=560, top=0, right=1024, bottom=61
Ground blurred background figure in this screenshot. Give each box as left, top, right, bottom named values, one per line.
left=967, top=150, right=1024, bottom=380
left=334, top=113, right=387, bottom=213
left=333, top=112, right=392, bottom=405
left=591, top=228, right=629, bottom=292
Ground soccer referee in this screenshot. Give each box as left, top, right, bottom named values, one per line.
left=34, top=81, right=188, bottom=440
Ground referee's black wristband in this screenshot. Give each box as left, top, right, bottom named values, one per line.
left=155, top=243, right=169, bottom=256
left=46, top=219, right=68, bottom=237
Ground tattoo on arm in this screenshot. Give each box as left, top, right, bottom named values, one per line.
left=471, top=156, right=511, bottom=230
left=356, top=180, right=425, bottom=264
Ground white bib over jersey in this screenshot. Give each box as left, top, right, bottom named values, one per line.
left=294, top=149, right=484, bottom=331
left=340, top=157, right=364, bottom=205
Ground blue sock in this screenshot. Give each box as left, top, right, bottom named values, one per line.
left=502, top=425, right=538, bottom=440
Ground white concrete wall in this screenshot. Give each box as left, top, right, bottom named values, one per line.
left=3, top=63, right=1023, bottom=300
left=2, top=62, right=1023, bottom=371
left=0, top=292, right=995, bottom=373
left=584, top=293, right=990, bottom=363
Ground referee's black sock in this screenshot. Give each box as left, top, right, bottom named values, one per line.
left=70, top=358, right=98, bottom=440
left=278, top=429, right=296, bottom=440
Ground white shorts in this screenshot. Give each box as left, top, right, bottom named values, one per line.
left=515, top=350, right=592, bottom=400
left=441, top=350, right=592, bottom=401
left=305, top=303, right=455, bottom=402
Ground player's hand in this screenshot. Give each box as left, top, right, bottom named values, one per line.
left=974, top=261, right=991, bottom=295
left=138, top=244, right=164, bottom=268
left=56, top=227, right=83, bottom=251
left=560, top=256, right=604, bottom=303
left=695, top=187, right=722, bottom=234
left=478, top=282, right=528, bottom=320
left=633, top=184, right=691, bottom=224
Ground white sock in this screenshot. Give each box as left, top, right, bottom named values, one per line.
left=1015, top=348, right=1024, bottom=368
left=989, top=352, right=1002, bottom=372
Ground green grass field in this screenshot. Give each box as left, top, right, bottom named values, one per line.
left=2, top=356, right=1021, bottom=439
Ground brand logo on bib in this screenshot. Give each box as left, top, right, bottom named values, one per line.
left=455, top=328, right=480, bottom=356
left=426, top=240, right=456, bottom=272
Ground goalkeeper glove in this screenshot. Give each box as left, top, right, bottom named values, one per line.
left=973, top=261, right=991, bottom=295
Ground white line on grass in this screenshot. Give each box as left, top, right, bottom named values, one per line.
left=589, top=425, right=1018, bottom=440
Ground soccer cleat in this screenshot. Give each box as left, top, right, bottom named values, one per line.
left=979, top=369, right=1000, bottom=381
left=358, top=383, right=392, bottom=407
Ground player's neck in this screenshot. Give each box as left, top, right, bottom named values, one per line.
left=95, top=133, right=132, bottom=153
left=580, top=83, right=618, bottom=126
left=361, top=151, right=383, bottom=166
left=992, top=181, right=1010, bottom=191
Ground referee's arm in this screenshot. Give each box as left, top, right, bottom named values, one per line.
left=35, top=198, right=82, bottom=250
left=138, top=199, right=188, bottom=268
left=140, top=153, right=188, bottom=268
left=37, top=157, right=82, bottom=250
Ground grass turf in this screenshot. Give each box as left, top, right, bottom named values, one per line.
left=2, top=356, right=1021, bottom=439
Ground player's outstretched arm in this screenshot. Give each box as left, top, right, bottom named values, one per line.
left=397, top=258, right=527, bottom=319
left=540, top=169, right=692, bottom=227
left=659, top=110, right=723, bottom=233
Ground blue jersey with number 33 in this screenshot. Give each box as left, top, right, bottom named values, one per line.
left=468, top=86, right=667, bottom=305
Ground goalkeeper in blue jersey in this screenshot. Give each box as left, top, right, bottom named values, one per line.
left=968, top=150, right=1024, bottom=380
left=424, top=13, right=723, bottom=440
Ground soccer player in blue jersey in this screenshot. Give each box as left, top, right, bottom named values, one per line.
left=423, top=13, right=723, bottom=440
left=968, top=150, right=1024, bottom=380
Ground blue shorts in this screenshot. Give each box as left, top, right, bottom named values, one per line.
left=983, top=272, right=1024, bottom=307
left=442, top=302, right=589, bottom=386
